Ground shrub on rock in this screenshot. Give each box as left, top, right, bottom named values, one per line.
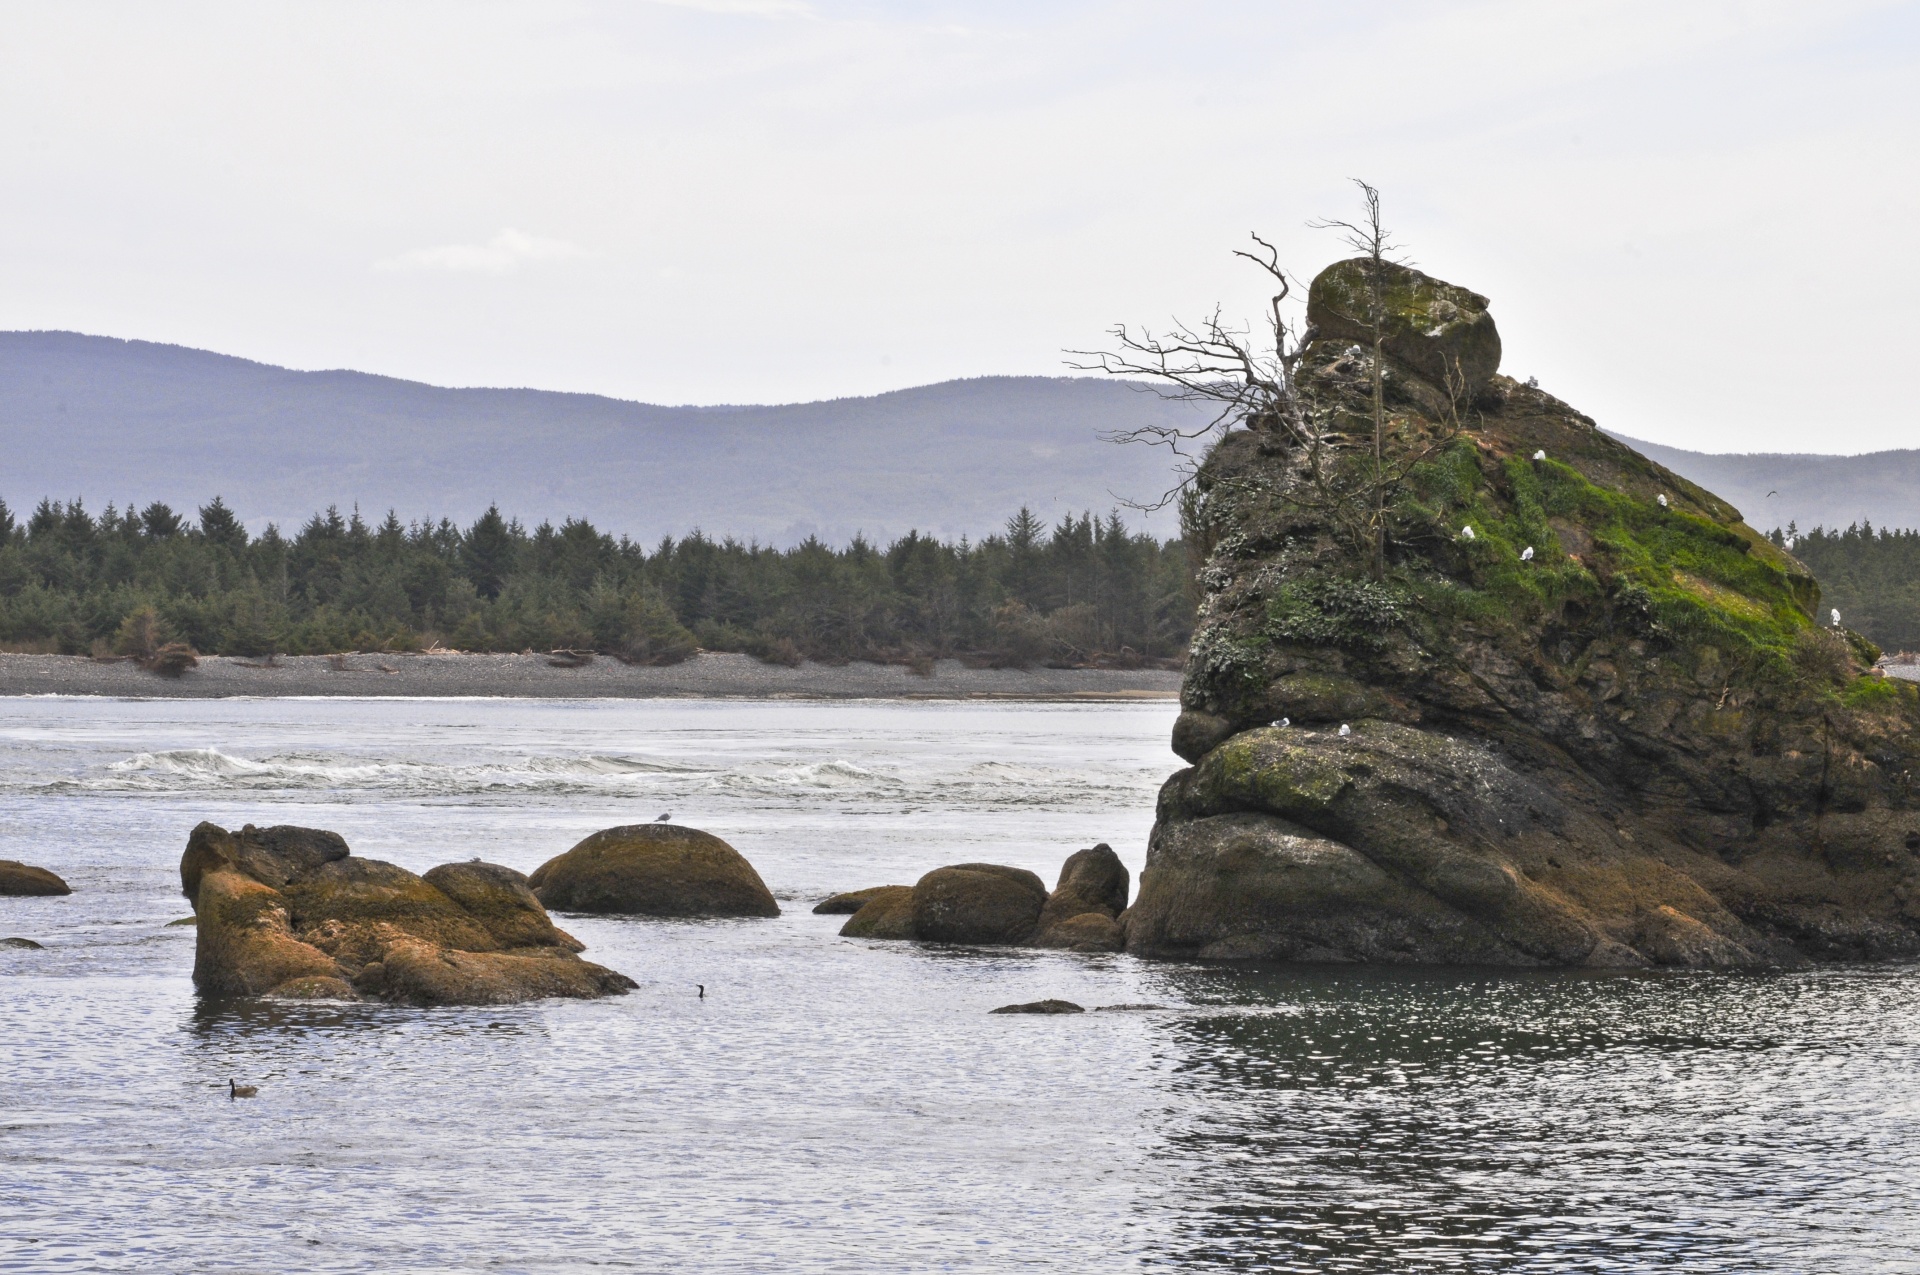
left=529, top=824, right=779, bottom=917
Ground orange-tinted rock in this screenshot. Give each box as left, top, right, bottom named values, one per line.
left=0, top=860, right=72, bottom=896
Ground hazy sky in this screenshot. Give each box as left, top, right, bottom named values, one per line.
left=4, top=1, right=1916, bottom=452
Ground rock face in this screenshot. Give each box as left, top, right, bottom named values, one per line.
left=1133, top=256, right=1920, bottom=968
left=181, top=822, right=634, bottom=1004
left=528, top=825, right=779, bottom=917
left=0, top=860, right=71, bottom=896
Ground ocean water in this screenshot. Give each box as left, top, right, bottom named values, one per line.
left=2, top=695, right=1918, bottom=1274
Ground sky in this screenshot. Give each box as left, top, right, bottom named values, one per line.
left=3, top=0, right=1916, bottom=454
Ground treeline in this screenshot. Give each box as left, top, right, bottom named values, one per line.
left=1774, top=523, right=1920, bottom=654
left=0, top=496, right=1193, bottom=667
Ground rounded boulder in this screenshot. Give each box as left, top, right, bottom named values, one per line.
left=529, top=824, right=779, bottom=918
left=910, top=863, right=1046, bottom=945
left=0, top=860, right=71, bottom=897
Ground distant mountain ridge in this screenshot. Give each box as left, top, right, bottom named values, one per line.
left=1608, top=433, right=1920, bottom=537
left=0, top=331, right=1210, bottom=545
left=2, top=330, right=1915, bottom=543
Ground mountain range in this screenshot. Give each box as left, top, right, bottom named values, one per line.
left=3, top=330, right=1915, bottom=543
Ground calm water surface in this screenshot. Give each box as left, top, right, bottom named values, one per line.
left=1, top=696, right=1917, bottom=1273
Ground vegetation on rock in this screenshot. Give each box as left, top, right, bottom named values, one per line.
left=1107, top=199, right=1920, bottom=968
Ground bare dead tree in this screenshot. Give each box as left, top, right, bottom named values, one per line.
left=1071, top=185, right=1470, bottom=580
left=1309, top=179, right=1403, bottom=578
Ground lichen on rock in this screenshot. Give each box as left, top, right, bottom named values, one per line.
left=1133, top=256, right=1920, bottom=968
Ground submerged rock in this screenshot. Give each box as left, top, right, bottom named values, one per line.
left=0, top=860, right=71, bottom=896
left=181, top=822, right=634, bottom=1005
left=989, top=999, right=1085, bottom=1015
left=2, top=936, right=45, bottom=949
left=529, top=824, right=779, bottom=918
left=1134, top=256, right=1920, bottom=968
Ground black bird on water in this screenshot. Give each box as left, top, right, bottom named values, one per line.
left=229, top=1079, right=257, bottom=1099
left=655, top=812, right=672, bottom=823
left=697, top=984, right=705, bottom=999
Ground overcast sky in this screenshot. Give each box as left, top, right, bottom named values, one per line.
left=3, top=1, right=1916, bottom=453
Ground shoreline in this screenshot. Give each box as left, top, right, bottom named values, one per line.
left=0, top=651, right=1183, bottom=701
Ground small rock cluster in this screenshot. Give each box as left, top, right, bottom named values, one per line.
left=822, top=843, right=1129, bottom=952
left=180, top=822, right=635, bottom=1005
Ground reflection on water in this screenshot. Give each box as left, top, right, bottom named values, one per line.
left=3, top=698, right=1919, bottom=1273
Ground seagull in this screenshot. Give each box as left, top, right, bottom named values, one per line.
left=1832, top=609, right=1842, bottom=627
left=1532, top=450, right=1546, bottom=461
left=1338, top=723, right=1351, bottom=737
left=1461, top=526, right=1475, bottom=541
left=1520, top=546, right=1535, bottom=562
left=1272, top=717, right=1290, bottom=728
left=654, top=812, right=672, bottom=823
left=1657, top=494, right=1669, bottom=507
left=229, top=1079, right=257, bottom=1099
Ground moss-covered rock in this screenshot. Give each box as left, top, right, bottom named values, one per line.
left=1032, top=843, right=1129, bottom=951
left=1307, top=257, right=1501, bottom=393
left=529, top=824, right=779, bottom=918
left=1143, top=258, right=1920, bottom=968
left=910, top=864, right=1047, bottom=945
left=180, top=821, right=633, bottom=1004
left=838, top=885, right=917, bottom=939
left=0, top=860, right=71, bottom=896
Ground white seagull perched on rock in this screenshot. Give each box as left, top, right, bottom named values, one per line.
left=1832, top=609, right=1842, bottom=627
left=1657, top=494, right=1669, bottom=507
left=1521, top=546, right=1535, bottom=561
left=1272, top=717, right=1290, bottom=728
left=1532, top=450, right=1545, bottom=461
left=1338, top=723, right=1351, bottom=737
left=1461, top=525, right=1476, bottom=541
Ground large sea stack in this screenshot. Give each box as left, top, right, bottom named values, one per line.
left=1127, top=257, right=1920, bottom=968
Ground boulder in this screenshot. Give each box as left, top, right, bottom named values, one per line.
left=528, top=824, right=778, bottom=917
left=180, top=821, right=634, bottom=1005
left=2, top=936, right=45, bottom=949
left=1146, top=255, right=1920, bottom=968
left=1305, top=257, right=1501, bottom=394
left=1031, top=912, right=1124, bottom=953
left=1032, top=843, right=1130, bottom=951
left=1036, top=843, right=1128, bottom=927
left=813, top=885, right=908, bottom=915
left=838, top=886, right=917, bottom=939
left=910, top=863, right=1047, bottom=945
left=989, top=999, right=1084, bottom=1014
left=0, top=860, right=71, bottom=896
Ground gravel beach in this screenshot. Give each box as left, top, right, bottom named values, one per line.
left=0, top=651, right=1182, bottom=700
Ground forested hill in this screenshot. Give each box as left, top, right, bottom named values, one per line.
left=0, top=331, right=1207, bottom=546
